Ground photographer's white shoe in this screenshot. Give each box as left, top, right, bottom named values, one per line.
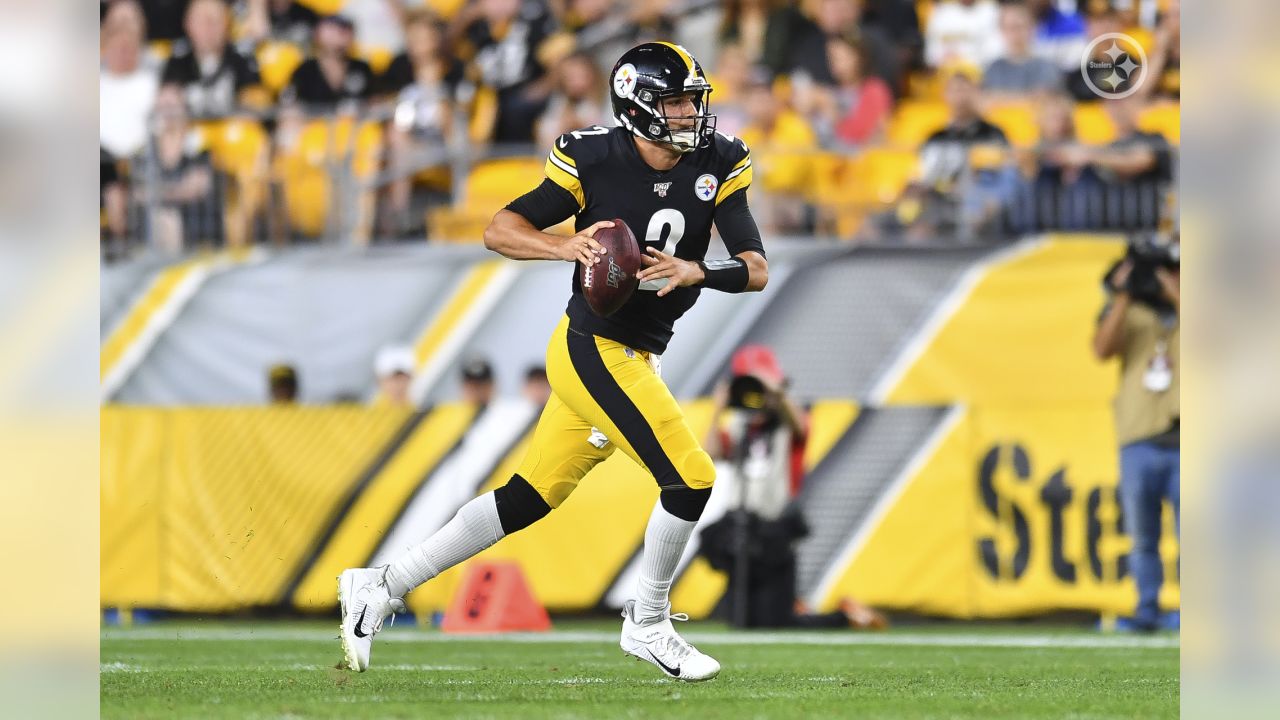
left=620, top=600, right=720, bottom=681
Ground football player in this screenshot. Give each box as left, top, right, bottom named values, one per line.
left=339, top=42, right=768, bottom=681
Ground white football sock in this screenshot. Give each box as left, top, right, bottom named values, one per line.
left=633, top=499, right=698, bottom=623
left=384, top=492, right=504, bottom=597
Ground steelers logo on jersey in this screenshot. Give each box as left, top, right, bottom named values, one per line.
left=613, top=63, right=638, bottom=98
left=694, top=174, right=718, bottom=202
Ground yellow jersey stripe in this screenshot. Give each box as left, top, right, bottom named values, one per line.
left=655, top=41, right=694, bottom=73
left=551, top=144, right=576, bottom=168
left=714, top=164, right=752, bottom=205
left=545, top=158, right=586, bottom=209
left=730, top=153, right=751, bottom=172
left=290, top=403, right=477, bottom=609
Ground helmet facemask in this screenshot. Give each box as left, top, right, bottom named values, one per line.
left=630, top=85, right=716, bottom=153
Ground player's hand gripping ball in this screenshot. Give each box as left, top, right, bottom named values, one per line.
left=579, top=218, right=641, bottom=317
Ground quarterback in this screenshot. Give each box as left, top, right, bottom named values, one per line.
left=338, top=42, right=768, bottom=681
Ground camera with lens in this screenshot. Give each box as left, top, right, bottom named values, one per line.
left=1105, top=232, right=1179, bottom=311
left=727, top=374, right=769, bottom=411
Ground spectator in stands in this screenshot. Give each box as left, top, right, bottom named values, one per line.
left=562, top=0, right=676, bottom=80
left=738, top=68, right=819, bottom=234
left=281, top=14, right=376, bottom=113
left=102, top=0, right=160, bottom=160
left=535, top=51, right=609, bottom=148
left=1026, top=0, right=1085, bottom=70
left=787, top=0, right=900, bottom=96
left=798, top=35, right=893, bottom=147
left=101, top=149, right=129, bottom=259
left=145, top=86, right=221, bottom=252
left=1093, top=234, right=1180, bottom=632
left=374, top=345, right=416, bottom=408
left=860, top=0, right=923, bottom=73
left=459, top=357, right=495, bottom=408
left=268, top=363, right=300, bottom=403
left=1141, top=0, right=1180, bottom=101
left=707, top=43, right=752, bottom=137
left=138, top=0, right=192, bottom=42
left=869, top=64, right=1011, bottom=242
left=522, top=365, right=552, bottom=407
left=458, top=0, right=556, bottom=144
left=717, top=0, right=786, bottom=66
left=1096, top=97, right=1172, bottom=186
left=982, top=1, right=1063, bottom=99
left=378, top=9, right=462, bottom=97
left=924, top=0, right=1002, bottom=70
left=160, top=0, right=267, bottom=117
left=380, top=9, right=461, bottom=237
left=239, top=0, right=320, bottom=47
left=1009, top=92, right=1102, bottom=231
left=1063, top=3, right=1124, bottom=101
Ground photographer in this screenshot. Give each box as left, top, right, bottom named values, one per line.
left=1093, top=234, right=1180, bottom=632
left=699, top=346, right=885, bottom=630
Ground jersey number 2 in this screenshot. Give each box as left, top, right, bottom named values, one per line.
left=639, top=209, right=685, bottom=291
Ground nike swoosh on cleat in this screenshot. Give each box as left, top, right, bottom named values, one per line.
left=645, top=649, right=681, bottom=677
left=352, top=607, right=370, bottom=638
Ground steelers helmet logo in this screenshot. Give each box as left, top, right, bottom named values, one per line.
left=613, top=63, right=638, bottom=98
left=694, top=174, right=718, bottom=202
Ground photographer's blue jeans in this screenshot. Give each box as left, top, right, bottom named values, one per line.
left=1119, top=440, right=1180, bottom=625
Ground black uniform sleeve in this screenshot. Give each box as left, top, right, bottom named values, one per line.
left=714, top=187, right=765, bottom=259
left=505, top=179, right=581, bottom=230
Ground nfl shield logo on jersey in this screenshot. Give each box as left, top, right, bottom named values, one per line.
left=653, top=182, right=671, bottom=197
left=694, top=174, right=718, bottom=202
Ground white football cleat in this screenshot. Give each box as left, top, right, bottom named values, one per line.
left=338, top=566, right=405, bottom=672
left=620, top=599, right=721, bottom=682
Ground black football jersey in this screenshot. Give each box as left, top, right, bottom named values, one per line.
left=543, top=126, right=758, bottom=354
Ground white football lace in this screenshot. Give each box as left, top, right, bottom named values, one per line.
left=657, top=631, right=695, bottom=663
left=364, top=595, right=407, bottom=635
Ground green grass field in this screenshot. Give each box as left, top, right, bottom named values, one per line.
left=101, top=620, right=1178, bottom=719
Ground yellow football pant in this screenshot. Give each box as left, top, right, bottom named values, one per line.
left=507, top=315, right=714, bottom=522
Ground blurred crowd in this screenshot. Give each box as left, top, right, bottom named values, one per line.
left=100, top=0, right=1181, bottom=256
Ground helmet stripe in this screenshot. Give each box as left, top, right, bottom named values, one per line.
left=654, top=41, right=694, bottom=73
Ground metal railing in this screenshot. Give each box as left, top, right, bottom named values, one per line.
left=103, top=112, right=1179, bottom=259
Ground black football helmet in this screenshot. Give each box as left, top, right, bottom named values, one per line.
left=609, top=42, right=716, bottom=153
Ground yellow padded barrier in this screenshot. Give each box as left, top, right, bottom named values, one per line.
left=101, top=406, right=409, bottom=611
left=291, top=403, right=477, bottom=609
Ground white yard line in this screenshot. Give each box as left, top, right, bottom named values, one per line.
left=101, top=627, right=1178, bottom=650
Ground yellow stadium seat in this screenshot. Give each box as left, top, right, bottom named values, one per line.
left=887, top=100, right=950, bottom=148
left=277, top=118, right=384, bottom=237
left=1073, top=103, right=1117, bottom=145
left=984, top=102, right=1039, bottom=148
left=427, top=157, right=550, bottom=243
left=356, top=45, right=395, bottom=76
left=427, top=0, right=468, bottom=19
left=295, top=0, right=346, bottom=14
left=257, top=41, right=305, bottom=95
left=806, top=149, right=919, bottom=211
left=1137, top=103, right=1180, bottom=145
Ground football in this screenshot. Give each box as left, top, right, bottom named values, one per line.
left=580, top=218, right=641, bottom=317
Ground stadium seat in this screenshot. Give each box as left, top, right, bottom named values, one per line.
left=1137, top=103, right=1180, bottom=145
left=277, top=118, right=383, bottom=238
left=887, top=100, right=950, bottom=148
left=257, top=41, right=305, bottom=96
left=984, top=102, right=1039, bottom=148
left=1073, top=103, right=1117, bottom=145
left=427, top=157, right=558, bottom=242
left=356, top=45, right=395, bottom=76
left=295, top=0, right=346, bottom=14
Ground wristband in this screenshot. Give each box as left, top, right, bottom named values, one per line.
left=696, top=258, right=750, bottom=293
